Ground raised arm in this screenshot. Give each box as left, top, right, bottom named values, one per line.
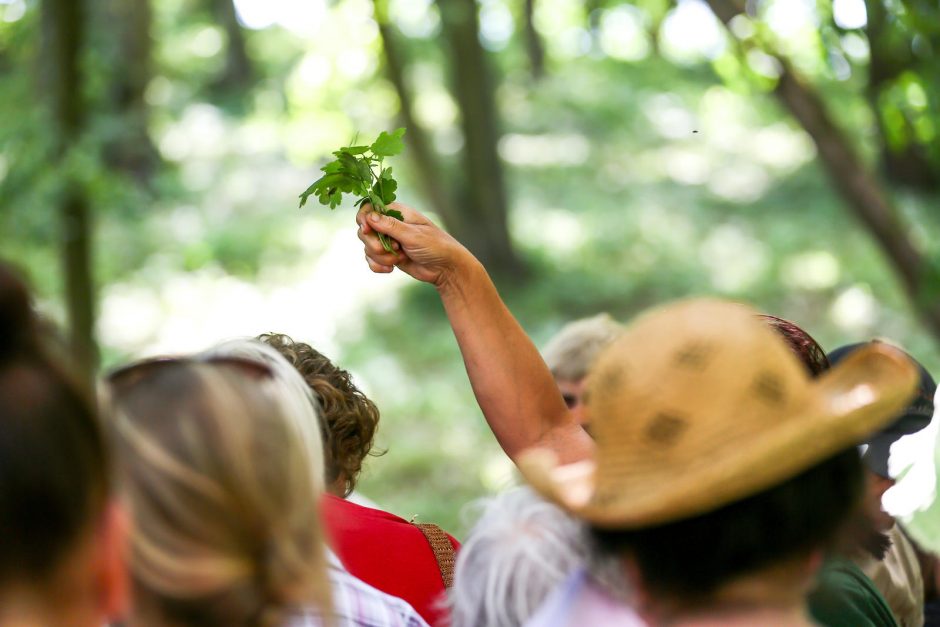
left=357, top=204, right=593, bottom=465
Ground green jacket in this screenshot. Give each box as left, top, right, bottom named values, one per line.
left=809, top=558, right=899, bottom=627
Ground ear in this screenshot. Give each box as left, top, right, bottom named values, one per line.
left=95, top=501, right=130, bottom=622
left=805, top=548, right=824, bottom=578
left=620, top=555, right=651, bottom=612
left=799, top=548, right=826, bottom=594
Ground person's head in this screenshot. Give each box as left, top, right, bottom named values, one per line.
left=257, top=333, right=380, bottom=497
left=450, top=486, right=605, bottom=627
left=0, top=262, right=124, bottom=626
left=829, top=342, right=936, bottom=543
left=106, top=347, right=332, bottom=626
left=758, top=314, right=829, bottom=378
left=520, top=299, right=921, bottom=616
left=542, top=314, right=623, bottom=428
left=591, top=449, right=862, bottom=606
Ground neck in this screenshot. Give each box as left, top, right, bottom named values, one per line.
left=655, top=601, right=814, bottom=627
left=640, top=558, right=817, bottom=627
left=0, top=587, right=51, bottom=627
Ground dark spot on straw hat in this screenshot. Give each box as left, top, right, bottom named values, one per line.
left=646, top=412, right=688, bottom=445
left=674, top=342, right=713, bottom=371
left=598, top=366, right=625, bottom=395
left=752, top=371, right=786, bottom=405
left=593, top=488, right=618, bottom=506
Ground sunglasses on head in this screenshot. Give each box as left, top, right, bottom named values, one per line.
left=107, top=355, right=273, bottom=392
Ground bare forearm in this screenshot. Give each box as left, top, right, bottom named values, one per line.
left=436, top=257, right=593, bottom=464
left=355, top=203, right=592, bottom=463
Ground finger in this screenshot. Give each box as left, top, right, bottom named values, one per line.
left=358, top=229, right=390, bottom=258
left=367, top=211, right=414, bottom=242
left=366, top=256, right=394, bottom=274
left=357, top=224, right=375, bottom=242
left=356, top=203, right=375, bottom=229
left=386, top=202, right=430, bottom=226
left=367, top=250, right=400, bottom=267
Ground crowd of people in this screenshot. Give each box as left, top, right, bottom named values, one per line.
left=1, top=200, right=938, bottom=627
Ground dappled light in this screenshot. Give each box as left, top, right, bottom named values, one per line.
left=2, top=0, right=939, bottom=547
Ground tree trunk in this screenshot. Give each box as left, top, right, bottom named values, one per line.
left=586, top=0, right=603, bottom=39
left=436, top=0, right=525, bottom=277
left=41, top=0, right=98, bottom=382
left=373, top=0, right=463, bottom=234
left=704, top=0, right=940, bottom=341
left=523, top=0, right=545, bottom=79
left=211, top=0, right=254, bottom=93
left=103, top=0, right=158, bottom=182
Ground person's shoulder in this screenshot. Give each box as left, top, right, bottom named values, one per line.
left=328, top=564, right=431, bottom=627
left=324, top=494, right=459, bottom=549
left=818, top=557, right=890, bottom=598
left=324, top=494, right=415, bottom=526
left=525, top=570, right=643, bottom=627
left=810, top=559, right=898, bottom=627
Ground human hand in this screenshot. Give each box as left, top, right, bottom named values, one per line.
left=356, top=202, right=474, bottom=289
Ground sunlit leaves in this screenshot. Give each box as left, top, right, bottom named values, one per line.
left=370, top=127, right=406, bottom=157
left=299, top=129, right=406, bottom=252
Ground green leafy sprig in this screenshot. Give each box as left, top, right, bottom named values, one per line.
left=299, top=128, right=406, bottom=253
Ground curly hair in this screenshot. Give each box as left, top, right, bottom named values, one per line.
left=758, top=314, right=830, bottom=378
left=259, top=333, right=381, bottom=496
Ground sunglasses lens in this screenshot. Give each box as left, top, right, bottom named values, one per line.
left=108, top=356, right=272, bottom=390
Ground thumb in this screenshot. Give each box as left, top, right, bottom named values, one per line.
left=367, top=211, right=411, bottom=241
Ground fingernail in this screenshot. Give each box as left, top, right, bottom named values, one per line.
left=370, top=213, right=381, bottom=222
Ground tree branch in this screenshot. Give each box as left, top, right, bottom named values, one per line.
left=703, top=0, right=940, bottom=341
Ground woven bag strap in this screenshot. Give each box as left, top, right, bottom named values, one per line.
left=414, top=522, right=456, bottom=589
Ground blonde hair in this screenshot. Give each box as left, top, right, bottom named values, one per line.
left=109, top=357, right=332, bottom=626
left=542, top=313, right=623, bottom=382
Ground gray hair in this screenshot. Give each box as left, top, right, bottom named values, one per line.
left=201, top=338, right=327, bottom=492
left=542, top=313, right=623, bottom=382
left=449, top=486, right=594, bottom=627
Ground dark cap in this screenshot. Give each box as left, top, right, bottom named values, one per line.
left=828, top=341, right=936, bottom=477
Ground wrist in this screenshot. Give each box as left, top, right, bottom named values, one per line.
left=435, top=247, right=485, bottom=298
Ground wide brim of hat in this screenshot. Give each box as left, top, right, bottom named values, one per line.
left=519, top=342, right=919, bottom=529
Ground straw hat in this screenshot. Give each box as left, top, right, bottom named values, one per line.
left=519, top=298, right=919, bottom=529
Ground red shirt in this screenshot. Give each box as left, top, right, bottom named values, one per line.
left=321, top=494, right=460, bottom=626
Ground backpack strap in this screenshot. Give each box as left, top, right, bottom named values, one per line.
left=414, top=522, right=456, bottom=588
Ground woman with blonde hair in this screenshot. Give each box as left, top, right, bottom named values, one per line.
left=106, top=340, right=427, bottom=626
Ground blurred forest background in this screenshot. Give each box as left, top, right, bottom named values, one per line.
left=2, top=0, right=940, bottom=539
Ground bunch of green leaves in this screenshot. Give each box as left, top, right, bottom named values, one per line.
left=299, top=128, right=406, bottom=252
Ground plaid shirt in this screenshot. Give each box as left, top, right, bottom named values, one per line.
left=286, top=552, right=430, bottom=627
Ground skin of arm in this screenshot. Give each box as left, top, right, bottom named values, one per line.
left=356, top=203, right=593, bottom=465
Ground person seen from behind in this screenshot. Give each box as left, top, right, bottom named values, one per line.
left=0, top=262, right=126, bottom=626
left=449, top=485, right=629, bottom=627
left=105, top=339, right=428, bottom=626
left=808, top=341, right=936, bottom=627
left=256, top=333, right=458, bottom=626
left=519, top=299, right=920, bottom=626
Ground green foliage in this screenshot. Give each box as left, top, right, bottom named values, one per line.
left=299, top=129, right=406, bottom=252
left=4, top=0, right=940, bottom=535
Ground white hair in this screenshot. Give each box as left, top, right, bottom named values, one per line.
left=542, top=313, right=623, bottom=382
left=201, top=338, right=327, bottom=493
left=449, top=486, right=595, bottom=627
